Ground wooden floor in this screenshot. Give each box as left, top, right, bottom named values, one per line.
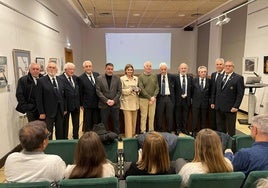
left=0, top=112, right=250, bottom=183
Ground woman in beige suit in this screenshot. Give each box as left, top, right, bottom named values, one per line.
left=120, top=64, right=140, bottom=137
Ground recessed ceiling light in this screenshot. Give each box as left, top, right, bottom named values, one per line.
left=129, top=25, right=135, bottom=28
left=133, top=13, right=140, bottom=17
left=178, top=14, right=185, bottom=17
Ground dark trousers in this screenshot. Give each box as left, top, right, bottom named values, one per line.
left=101, top=107, right=120, bottom=134
left=209, top=108, right=217, bottom=130
left=156, top=96, right=174, bottom=132
left=216, top=110, right=237, bottom=136
left=45, top=106, right=64, bottom=139
left=175, top=99, right=190, bottom=132
left=83, top=107, right=100, bottom=132
left=26, top=110, right=39, bottom=122
left=63, top=108, right=80, bottom=139
left=192, top=107, right=208, bottom=132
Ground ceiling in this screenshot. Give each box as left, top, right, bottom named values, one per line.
left=70, top=0, right=249, bottom=29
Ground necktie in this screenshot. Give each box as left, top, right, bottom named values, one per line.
left=221, top=74, right=228, bottom=89
left=161, top=75, right=166, bottom=95
left=215, top=72, right=219, bottom=81
left=89, top=75, right=95, bottom=85
left=182, top=75, right=186, bottom=94
left=201, top=78, right=204, bottom=89
left=52, top=77, right=57, bottom=88
left=68, top=76, right=74, bottom=88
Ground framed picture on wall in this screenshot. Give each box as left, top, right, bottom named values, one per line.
left=36, top=57, right=46, bottom=75
left=264, top=56, right=268, bottom=74
left=12, top=49, right=31, bottom=84
left=0, top=56, right=8, bottom=88
left=242, top=57, right=258, bottom=74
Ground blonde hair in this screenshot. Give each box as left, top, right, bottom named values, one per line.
left=193, top=129, right=233, bottom=173
left=137, top=132, right=170, bottom=174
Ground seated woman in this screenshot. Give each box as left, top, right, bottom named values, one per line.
left=178, top=128, right=233, bottom=187
left=64, top=131, right=115, bottom=178
left=124, top=131, right=175, bottom=178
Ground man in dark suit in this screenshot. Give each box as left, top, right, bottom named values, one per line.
left=36, top=62, right=66, bottom=139
left=96, top=63, right=122, bottom=135
left=59, top=62, right=80, bottom=139
left=156, top=62, right=176, bottom=132
left=16, top=63, right=42, bottom=122
left=191, top=66, right=211, bottom=137
left=211, top=61, right=245, bottom=136
left=210, top=58, right=225, bottom=130
left=78, top=60, right=100, bottom=132
left=174, top=63, right=192, bottom=135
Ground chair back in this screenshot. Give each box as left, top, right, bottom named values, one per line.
left=170, top=137, right=195, bottom=161
left=103, top=139, right=118, bottom=163
left=126, top=174, right=181, bottom=188
left=44, top=139, right=78, bottom=165
left=123, top=138, right=139, bottom=162
left=243, top=170, right=268, bottom=188
left=233, top=134, right=254, bottom=152
left=58, top=177, right=118, bottom=188
left=0, top=181, right=50, bottom=188
left=188, top=172, right=245, bottom=188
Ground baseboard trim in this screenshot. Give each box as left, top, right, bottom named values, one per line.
left=0, top=144, right=22, bottom=168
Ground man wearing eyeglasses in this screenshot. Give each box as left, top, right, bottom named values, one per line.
left=224, top=114, right=268, bottom=176
left=4, top=120, right=66, bottom=183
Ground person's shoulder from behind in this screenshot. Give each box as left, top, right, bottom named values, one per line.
left=102, top=161, right=115, bottom=177
left=64, top=164, right=76, bottom=179
left=179, top=161, right=207, bottom=175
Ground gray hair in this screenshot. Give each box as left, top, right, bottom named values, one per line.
left=83, top=60, right=92, bottom=67
left=252, top=114, right=268, bottom=134
left=256, top=177, right=268, bottom=188
left=197, top=66, right=207, bottom=72
left=215, top=58, right=224, bottom=64
left=159, top=62, right=168, bottom=69
left=64, top=62, right=75, bottom=70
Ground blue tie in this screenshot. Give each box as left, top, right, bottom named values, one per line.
left=161, top=75, right=165, bottom=95
left=182, top=75, right=186, bottom=94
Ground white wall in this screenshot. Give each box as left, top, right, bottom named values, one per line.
left=0, top=0, right=83, bottom=158
left=81, top=28, right=197, bottom=74
left=241, top=0, right=268, bottom=114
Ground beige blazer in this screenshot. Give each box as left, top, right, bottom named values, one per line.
left=120, top=75, right=139, bottom=111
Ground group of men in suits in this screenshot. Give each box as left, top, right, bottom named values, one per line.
left=16, top=60, right=122, bottom=140
left=156, top=59, right=245, bottom=137
left=16, top=58, right=244, bottom=139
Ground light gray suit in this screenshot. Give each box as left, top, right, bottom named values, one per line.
left=96, top=74, right=122, bottom=134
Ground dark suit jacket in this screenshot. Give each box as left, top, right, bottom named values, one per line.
left=213, top=72, right=245, bottom=112
left=96, top=74, right=122, bottom=109
left=78, top=72, right=99, bottom=109
left=174, top=74, right=193, bottom=106
left=156, top=73, right=176, bottom=103
left=59, top=74, right=80, bottom=112
left=191, top=77, right=211, bottom=108
left=16, top=73, right=42, bottom=113
left=36, top=75, right=66, bottom=118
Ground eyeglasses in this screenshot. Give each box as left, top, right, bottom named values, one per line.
left=248, top=125, right=254, bottom=130
left=46, top=131, right=51, bottom=138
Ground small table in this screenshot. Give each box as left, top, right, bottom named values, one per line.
left=238, top=83, right=268, bottom=125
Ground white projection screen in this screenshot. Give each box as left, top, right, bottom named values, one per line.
left=105, top=33, right=171, bottom=71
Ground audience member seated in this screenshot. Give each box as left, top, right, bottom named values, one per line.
left=64, top=131, right=115, bottom=178
left=124, top=131, right=175, bottom=178
left=4, top=120, right=66, bottom=183
left=178, top=128, right=233, bottom=187
left=225, top=114, right=268, bottom=176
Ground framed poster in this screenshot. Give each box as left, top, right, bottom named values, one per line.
left=12, top=49, right=31, bottom=83
left=0, top=56, right=8, bottom=88
left=242, top=57, right=258, bottom=74
left=36, top=57, right=46, bottom=75
left=264, top=56, right=268, bottom=74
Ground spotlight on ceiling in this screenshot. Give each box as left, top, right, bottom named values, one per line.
left=215, top=18, right=223, bottom=26
left=222, top=14, right=231, bottom=24
left=83, top=17, right=91, bottom=26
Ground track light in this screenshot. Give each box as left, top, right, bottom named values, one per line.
left=215, top=18, right=223, bottom=26
left=83, top=17, right=91, bottom=26
left=222, top=14, right=231, bottom=24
